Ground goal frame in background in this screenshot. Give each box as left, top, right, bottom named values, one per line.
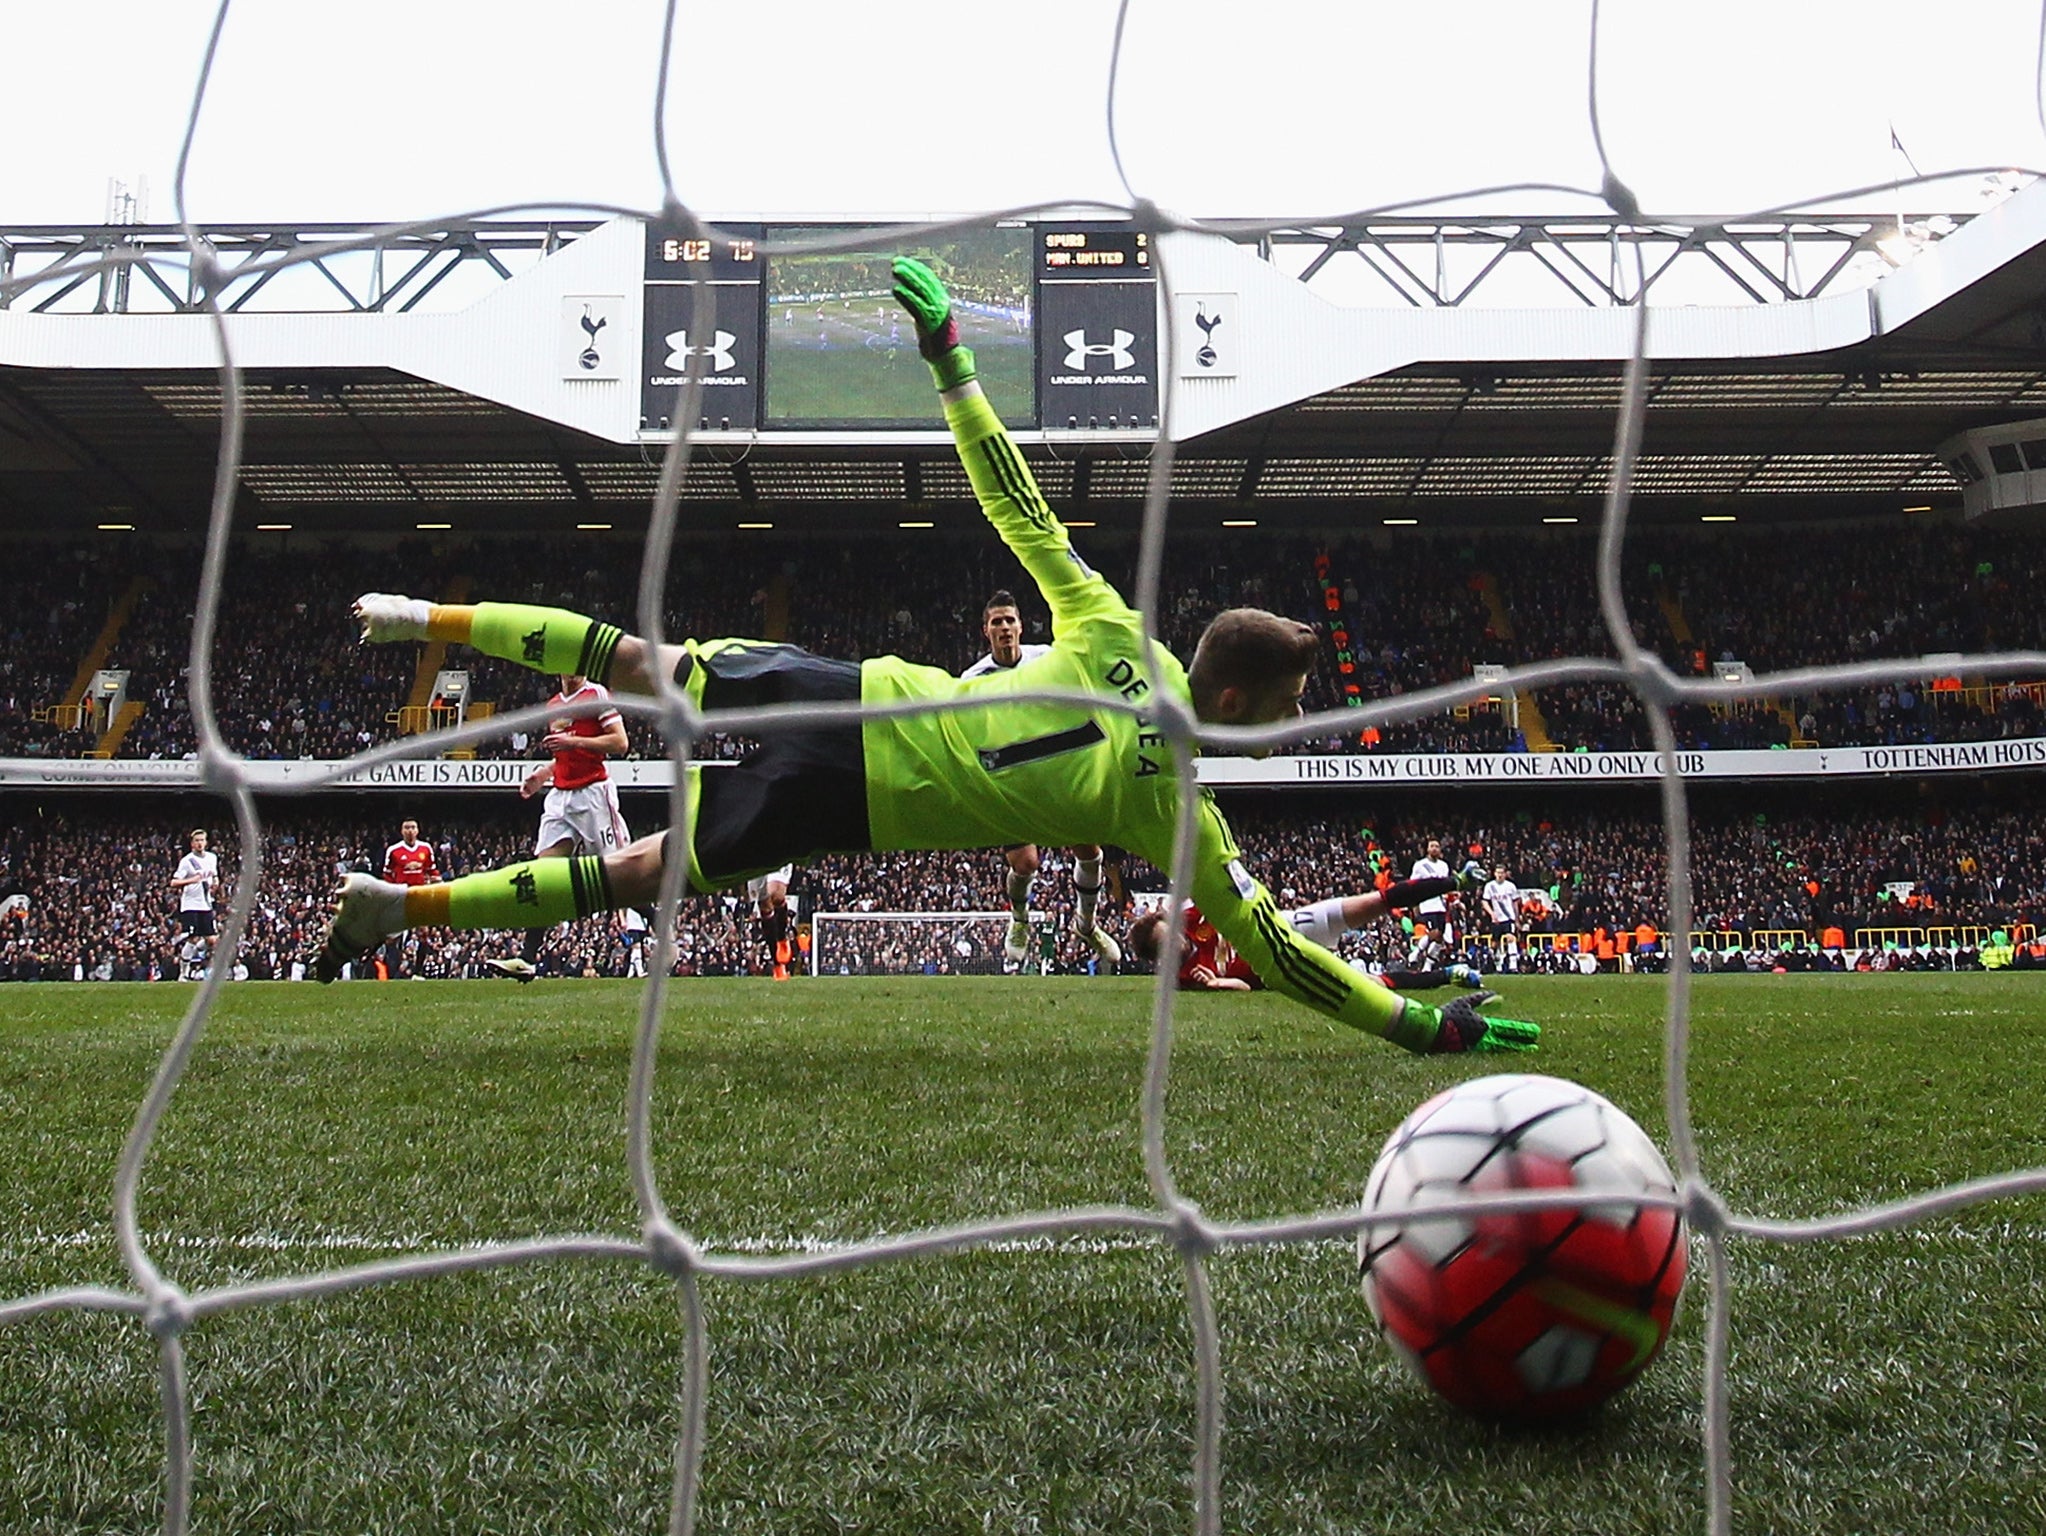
left=808, top=909, right=1049, bottom=977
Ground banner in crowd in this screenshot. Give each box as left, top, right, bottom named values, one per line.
left=5, top=737, right=2046, bottom=791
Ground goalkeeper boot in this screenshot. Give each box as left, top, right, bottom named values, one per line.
left=353, top=593, right=433, bottom=644
left=313, top=873, right=407, bottom=984
left=1003, top=920, right=1032, bottom=964
left=485, top=957, right=538, bottom=984
left=1457, top=860, right=1487, bottom=891
left=1426, top=990, right=1541, bottom=1054
left=1076, top=921, right=1122, bottom=965
left=1447, top=962, right=1484, bottom=987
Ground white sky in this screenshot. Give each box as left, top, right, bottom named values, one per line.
left=5, top=1, right=2045, bottom=227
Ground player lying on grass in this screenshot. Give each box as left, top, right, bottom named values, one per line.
left=1128, top=885, right=1488, bottom=994
left=314, top=258, right=1536, bottom=1055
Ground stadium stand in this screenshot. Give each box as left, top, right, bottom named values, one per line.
left=10, top=522, right=2044, bottom=762
left=5, top=781, right=2044, bottom=982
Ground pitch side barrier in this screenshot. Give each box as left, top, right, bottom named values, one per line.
left=1477, top=925, right=2035, bottom=955
left=9, top=737, right=2046, bottom=791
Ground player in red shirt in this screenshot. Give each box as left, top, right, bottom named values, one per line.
left=382, top=819, right=440, bottom=886
left=1128, top=879, right=1486, bottom=994
left=486, top=673, right=634, bottom=982
left=375, top=819, right=440, bottom=979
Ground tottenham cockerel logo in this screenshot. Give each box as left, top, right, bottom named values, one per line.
left=662, top=330, right=739, bottom=372
left=1062, top=328, right=1137, bottom=372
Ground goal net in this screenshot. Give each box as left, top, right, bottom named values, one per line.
left=8, top=5, right=2046, bottom=1536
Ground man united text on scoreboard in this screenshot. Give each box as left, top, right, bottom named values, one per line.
left=1039, top=228, right=1149, bottom=274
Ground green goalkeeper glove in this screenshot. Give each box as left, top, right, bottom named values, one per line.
left=891, top=256, right=977, bottom=392
left=1414, top=991, right=1541, bottom=1054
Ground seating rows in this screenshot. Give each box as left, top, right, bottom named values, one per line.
left=2, top=524, right=2042, bottom=763
left=3, top=782, right=2039, bottom=981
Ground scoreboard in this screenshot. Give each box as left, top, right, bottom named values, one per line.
left=1039, top=228, right=1149, bottom=272
left=640, top=223, right=764, bottom=432
left=1035, top=226, right=1157, bottom=432
left=639, top=220, right=1157, bottom=435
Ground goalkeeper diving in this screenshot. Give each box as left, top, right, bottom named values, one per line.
left=315, top=258, right=1537, bottom=1056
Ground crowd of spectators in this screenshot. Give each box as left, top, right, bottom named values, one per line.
left=5, top=523, right=2046, bottom=766
left=0, top=802, right=765, bottom=983
left=4, top=783, right=2044, bottom=982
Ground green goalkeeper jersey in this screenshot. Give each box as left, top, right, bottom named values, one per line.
left=859, top=389, right=1423, bottom=1046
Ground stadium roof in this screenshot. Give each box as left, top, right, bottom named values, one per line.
left=8, top=201, right=2046, bottom=538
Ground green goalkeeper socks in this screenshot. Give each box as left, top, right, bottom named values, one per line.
left=466, top=602, right=625, bottom=683
left=444, top=855, right=614, bottom=930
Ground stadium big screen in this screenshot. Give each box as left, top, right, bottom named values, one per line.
left=640, top=221, right=1157, bottom=435
left=764, top=224, right=1036, bottom=428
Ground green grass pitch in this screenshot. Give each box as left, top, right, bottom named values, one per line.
left=3, top=975, right=2044, bottom=1534
left=765, top=335, right=1036, bottom=425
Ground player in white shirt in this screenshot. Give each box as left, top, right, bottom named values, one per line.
left=959, top=590, right=1121, bottom=968
left=169, top=827, right=220, bottom=980
left=1404, top=838, right=1452, bottom=967
left=487, top=673, right=635, bottom=982
left=1480, top=864, right=1523, bottom=972
left=747, top=864, right=796, bottom=977
left=1406, top=837, right=1488, bottom=969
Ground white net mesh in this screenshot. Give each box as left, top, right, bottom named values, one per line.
left=9, top=4, right=2046, bottom=1534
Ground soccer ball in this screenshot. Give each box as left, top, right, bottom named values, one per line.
left=1357, top=1073, right=1687, bottom=1421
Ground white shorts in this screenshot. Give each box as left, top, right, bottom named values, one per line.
left=535, top=780, right=631, bottom=856
left=745, top=865, right=795, bottom=904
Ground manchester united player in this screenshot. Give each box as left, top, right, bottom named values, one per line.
left=319, top=260, right=1537, bottom=1057
left=486, top=673, right=632, bottom=982
left=382, top=819, right=440, bottom=886
left=375, top=818, right=440, bottom=977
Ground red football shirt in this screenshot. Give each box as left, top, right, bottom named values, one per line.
left=382, top=839, right=439, bottom=886
left=546, top=682, right=623, bottom=791
left=1174, top=903, right=1390, bottom=991
left=1175, top=904, right=1260, bottom=988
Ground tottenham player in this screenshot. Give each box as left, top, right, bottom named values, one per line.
left=748, top=863, right=795, bottom=977
left=169, top=827, right=220, bottom=980
left=1405, top=837, right=1486, bottom=969
left=961, top=590, right=1120, bottom=967
left=320, top=259, right=1537, bottom=1056
left=486, top=673, right=634, bottom=982
left=1480, top=862, right=1523, bottom=971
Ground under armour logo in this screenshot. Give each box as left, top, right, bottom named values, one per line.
left=510, top=867, right=539, bottom=906
left=522, top=626, right=547, bottom=664
left=1062, top=328, right=1136, bottom=372
left=663, top=329, right=738, bottom=372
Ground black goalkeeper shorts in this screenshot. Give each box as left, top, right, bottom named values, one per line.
left=661, top=641, right=872, bottom=887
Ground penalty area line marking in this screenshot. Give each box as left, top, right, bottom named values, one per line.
left=4, top=1229, right=1192, bottom=1262
left=9, top=1220, right=2036, bottom=1269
